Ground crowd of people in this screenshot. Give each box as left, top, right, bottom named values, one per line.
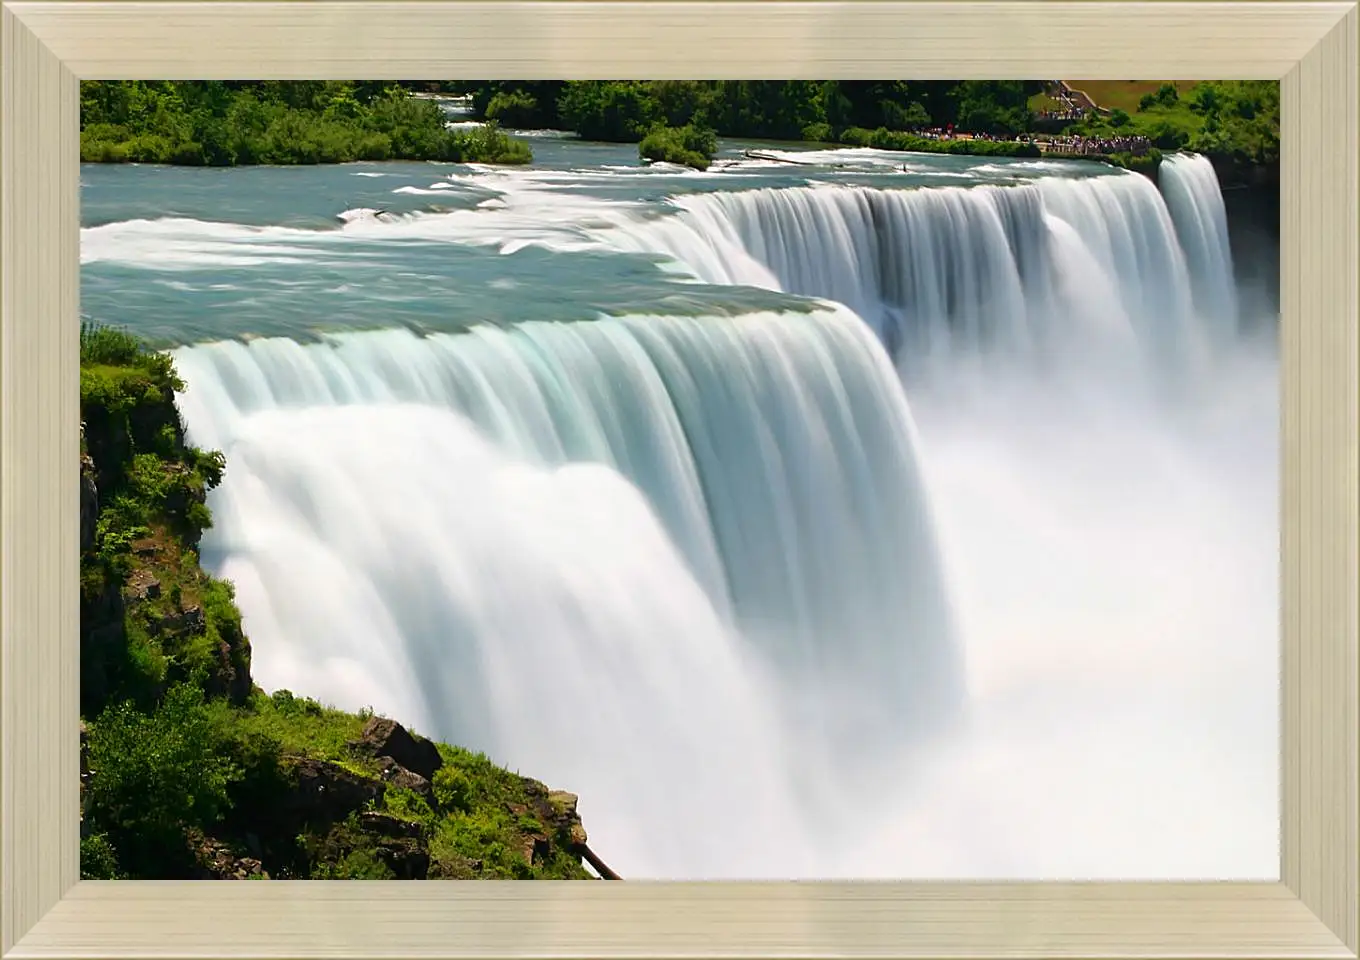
left=1035, top=107, right=1087, bottom=121
left=889, top=83, right=1152, bottom=159
left=903, top=125, right=1151, bottom=158
left=1037, top=133, right=1152, bottom=156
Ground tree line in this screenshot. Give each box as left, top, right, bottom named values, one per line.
left=79, top=80, right=530, bottom=166
left=78, top=79, right=1279, bottom=174
left=455, top=80, right=1042, bottom=143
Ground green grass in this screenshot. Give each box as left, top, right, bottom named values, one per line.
left=220, top=690, right=372, bottom=768
left=1027, top=92, right=1068, bottom=113
left=1064, top=80, right=1199, bottom=114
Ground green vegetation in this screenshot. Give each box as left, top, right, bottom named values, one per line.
left=79, top=81, right=531, bottom=166
left=456, top=80, right=1277, bottom=176
left=79, top=324, right=593, bottom=881
left=77, top=79, right=1279, bottom=176
left=458, top=80, right=1043, bottom=144
left=639, top=123, right=719, bottom=170
left=838, top=127, right=1040, bottom=158
left=1066, top=81, right=1280, bottom=170
left=1064, top=80, right=1197, bottom=115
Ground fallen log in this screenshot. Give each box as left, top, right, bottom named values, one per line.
left=743, top=150, right=811, bottom=165
left=574, top=841, right=622, bottom=880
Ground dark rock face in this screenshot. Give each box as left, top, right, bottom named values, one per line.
left=79, top=720, right=93, bottom=836
left=1204, top=154, right=1280, bottom=319
left=375, top=756, right=436, bottom=806
left=189, top=832, right=269, bottom=880
left=152, top=603, right=206, bottom=636
left=1222, top=180, right=1280, bottom=318
left=548, top=790, right=590, bottom=848
left=352, top=717, right=443, bottom=782
left=284, top=757, right=385, bottom=825
left=505, top=783, right=594, bottom=866
left=375, top=837, right=430, bottom=879
left=359, top=811, right=422, bottom=839
left=80, top=454, right=98, bottom=555
left=359, top=813, right=431, bottom=879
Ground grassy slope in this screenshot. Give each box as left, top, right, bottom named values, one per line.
left=79, top=324, right=594, bottom=882
left=1063, top=80, right=1199, bottom=114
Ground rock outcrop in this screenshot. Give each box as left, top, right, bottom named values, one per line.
left=189, top=831, right=269, bottom=879
left=351, top=716, right=443, bottom=782
left=80, top=451, right=98, bottom=555
left=283, top=757, right=386, bottom=825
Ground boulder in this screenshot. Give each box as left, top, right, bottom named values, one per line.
left=358, top=812, right=430, bottom=878
left=374, top=837, right=430, bottom=880
left=352, top=717, right=443, bottom=782
left=151, top=603, right=206, bottom=637
left=375, top=756, right=436, bottom=806
left=359, top=811, right=423, bottom=840
left=283, top=757, right=384, bottom=824
left=189, top=832, right=269, bottom=880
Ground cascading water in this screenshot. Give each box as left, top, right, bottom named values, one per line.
left=84, top=147, right=1278, bottom=881
left=602, top=171, right=1216, bottom=394
left=172, top=306, right=962, bottom=878
left=1158, top=152, right=1241, bottom=338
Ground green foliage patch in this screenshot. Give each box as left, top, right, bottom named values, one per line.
left=639, top=123, right=719, bottom=170
left=80, top=81, right=531, bottom=166
left=1072, top=80, right=1279, bottom=168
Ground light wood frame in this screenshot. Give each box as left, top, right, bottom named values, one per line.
left=2, top=2, right=1356, bottom=957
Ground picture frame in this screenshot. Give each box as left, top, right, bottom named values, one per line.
left=2, top=1, right=1356, bottom=957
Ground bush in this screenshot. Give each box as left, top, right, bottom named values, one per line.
left=80, top=833, right=122, bottom=879
left=80, top=321, right=143, bottom=366
left=484, top=90, right=540, bottom=129
left=801, top=122, right=834, bottom=143
left=639, top=123, right=718, bottom=170
left=84, top=684, right=242, bottom=874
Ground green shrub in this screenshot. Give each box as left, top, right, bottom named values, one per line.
left=80, top=321, right=143, bottom=366
left=801, top=122, right=834, bottom=143
left=79, top=833, right=122, bottom=879
left=84, top=684, right=242, bottom=874
left=639, top=123, right=718, bottom=170
left=484, top=90, right=540, bottom=128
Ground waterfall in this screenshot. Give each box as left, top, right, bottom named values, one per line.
left=1158, top=152, right=1240, bottom=338
left=601, top=171, right=1224, bottom=390
left=173, top=305, right=962, bottom=878
left=152, top=152, right=1275, bottom=880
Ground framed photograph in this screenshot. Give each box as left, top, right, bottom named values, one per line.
left=2, top=2, right=1356, bottom=958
